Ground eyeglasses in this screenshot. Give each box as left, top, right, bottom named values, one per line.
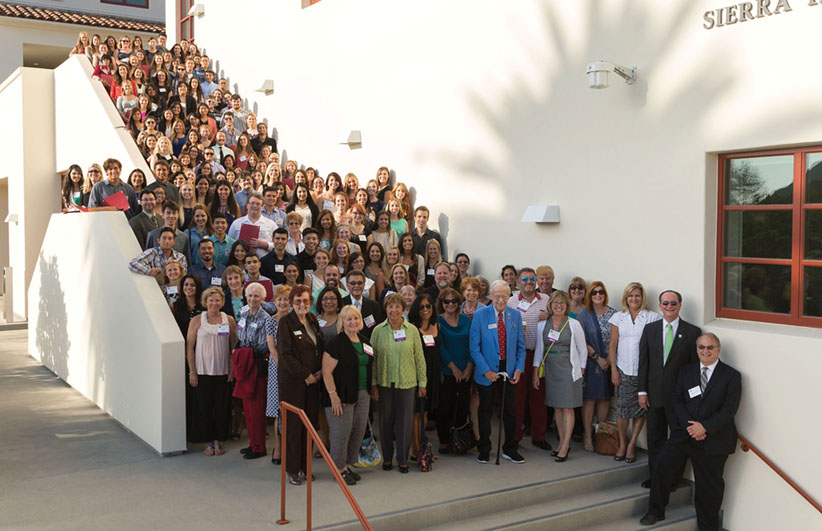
left=419, top=303, right=432, bottom=309
left=520, top=276, right=536, bottom=282
left=661, top=301, right=679, bottom=307
left=205, top=152, right=214, bottom=156
left=591, top=289, right=605, bottom=296
left=321, top=297, right=337, bottom=303
left=348, top=281, right=364, bottom=286
left=442, top=299, right=459, bottom=305
left=697, top=345, right=717, bottom=351
left=293, top=300, right=310, bottom=306
left=88, top=169, right=100, bottom=174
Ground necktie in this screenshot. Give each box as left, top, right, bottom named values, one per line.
left=497, top=311, right=506, bottom=361
left=700, top=366, right=709, bottom=393
left=355, top=300, right=361, bottom=311
left=664, top=323, right=673, bottom=364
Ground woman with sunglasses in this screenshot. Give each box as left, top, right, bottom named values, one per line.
left=576, top=281, right=616, bottom=453
left=435, top=288, right=473, bottom=454
left=567, top=277, right=587, bottom=318
left=408, top=294, right=440, bottom=460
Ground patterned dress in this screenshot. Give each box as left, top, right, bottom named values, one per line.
left=265, top=313, right=281, bottom=418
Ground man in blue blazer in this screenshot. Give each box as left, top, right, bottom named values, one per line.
left=641, top=332, right=741, bottom=530
left=469, top=280, right=527, bottom=464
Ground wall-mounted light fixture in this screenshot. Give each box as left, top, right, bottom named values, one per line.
left=521, top=205, right=560, bottom=224
left=586, top=61, right=636, bottom=89
left=188, top=4, right=205, bottom=18
left=256, top=80, right=274, bottom=96
left=340, top=131, right=362, bottom=150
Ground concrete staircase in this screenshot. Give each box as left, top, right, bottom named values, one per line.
left=319, top=463, right=696, bottom=531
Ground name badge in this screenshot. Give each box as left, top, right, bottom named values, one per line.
left=293, top=330, right=303, bottom=337
left=358, top=234, right=367, bottom=241
left=364, top=315, right=376, bottom=328
left=211, top=277, right=223, bottom=286
left=217, top=324, right=229, bottom=336
left=166, top=285, right=178, bottom=295
left=517, top=299, right=531, bottom=312
left=688, top=385, right=702, bottom=399
left=488, top=323, right=497, bottom=330
left=547, top=329, right=561, bottom=344
left=338, top=266, right=345, bottom=273
left=423, top=334, right=435, bottom=347
left=304, top=269, right=313, bottom=277
left=317, top=319, right=327, bottom=327
left=403, top=264, right=410, bottom=270
left=427, top=268, right=435, bottom=275
left=238, top=318, right=246, bottom=329
left=385, top=290, right=395, bottom=296
left=249, top=322, right=258, bottom=329
left=393, top=329, right=407, bottom=342
left=275, top=264, right=284, bottom=273
left=363, top=344, right=374, bottom=356
left=225, top=248, right=231, bottom=257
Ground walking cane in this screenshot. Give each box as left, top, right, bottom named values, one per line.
left=495, top=371, right=510, bottom=465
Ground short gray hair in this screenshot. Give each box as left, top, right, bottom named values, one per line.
left=490, top=279, right=509, bottom=294
left=245, top=282, right=266, bottom=298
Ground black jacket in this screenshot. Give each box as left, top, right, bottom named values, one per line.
left=321, top=331, right=373, bottom=407
left=638, top=318, right=702, bottom=412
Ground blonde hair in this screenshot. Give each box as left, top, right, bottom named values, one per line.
left=621, top=282, right=648, bottom=312
left=546, top=290, right=571, bottom=318
left=338, top=305, right=363, bottom=333
left=201, top=286, right=225, bottom=306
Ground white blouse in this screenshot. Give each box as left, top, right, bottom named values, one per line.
left=608, top=310, right=661, bottom=376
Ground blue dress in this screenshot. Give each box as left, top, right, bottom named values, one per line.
left=577, top=307, right=616, bottom=401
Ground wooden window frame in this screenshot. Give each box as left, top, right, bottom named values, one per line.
left=178, top=0, right=194, bottom=41
left=102, top=0, right=150, bottom=8
left=716, top=146, right=822, bottom=327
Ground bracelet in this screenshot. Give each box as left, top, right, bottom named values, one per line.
left=329, top=390, right=337, bottom=395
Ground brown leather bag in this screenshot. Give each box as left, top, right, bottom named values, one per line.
left=594, top=422, right=619, bottom=456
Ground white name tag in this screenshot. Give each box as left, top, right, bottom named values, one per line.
left=225, top=248, right=231, bottom=257
left=249, top=322, right=258, bottom=329
left=363, top=344, right=374, bottom=356
left=304, top=269, right=313, bottom=277
left=403, top=264, right=410, bottom=270
left=488, top=323, right=497, bottom=330
left=517, top=299, right=531, bottom=312
left=217, top=324, right=229, bottom=336
left=338, top=266, right=345, bottom=273
left=688, top=385, right=702, bottom=399
left=358, top=234, right=366, bottom=241
left=427, top=268, right=435, bottom=275
left=166, top=285, right=178, bottom=295
left=211, top=277, right=223, bottom=286
left=275, top=264, right=284, bottom=273
left=364, top=315, right=376, bottom=328
left=317, top=319, right=327, bottom=327
left=393, top=329, right=407, bottom=342
left=238, top=318, right=246, bottom=329
left=423, top=334, right=435, bottom=347
left=293, top=330, right=303, bottom=337
left=547, top=329, right=561, bottom=343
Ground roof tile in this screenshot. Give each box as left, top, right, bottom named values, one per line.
left=0, top=1, right=164, bottom=33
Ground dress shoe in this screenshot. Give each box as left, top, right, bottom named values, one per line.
left=243, top=450, right=267, bottom=459
left=271, top=457, right=281, bottom=465
left=239, top=446, right=253, bottom=455
left=641, top=479, right=652, bottom=489
left=639, top=514, right=664, bottom=525
left=347, top=469, right=361, bottom=481
left=532, top=440, right=552, bottom=451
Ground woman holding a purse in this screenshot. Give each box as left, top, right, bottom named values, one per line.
left=235, top=283, right=271, bottom=460
left=321, top=305, right=373, bottom=486
left=278, top=285, right=325, bottom=486
left=532, top=291, right=587, bottom=462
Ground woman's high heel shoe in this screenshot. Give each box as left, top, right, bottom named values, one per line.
left=555, top=447, right=570, bottom=462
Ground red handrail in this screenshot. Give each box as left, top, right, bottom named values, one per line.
left=277, top=401, right=372, bottom=530
left=738, top=433, right=821, bottom=514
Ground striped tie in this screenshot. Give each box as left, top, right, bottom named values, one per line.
left=700, top=367, right=709, bottom=393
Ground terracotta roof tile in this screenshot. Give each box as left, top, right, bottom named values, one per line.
left=0, top=1, right=164, bottom=33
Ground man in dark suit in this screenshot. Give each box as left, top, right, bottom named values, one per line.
left=638, top=290, right=702, bottom=488
left=343, top=270, right=385, bottom=341
left=128, top=189, right=162, bottom=251
left=641, top=333, right=741, bottom=530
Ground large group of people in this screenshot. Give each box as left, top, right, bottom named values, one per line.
left=68, top=31, right=742, bottom=531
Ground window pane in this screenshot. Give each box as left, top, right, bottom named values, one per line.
left=725, top=155, right=793, bottom=205
left=723, top=263, right=791, bottom=314
left=804, top=267, right=822, bottom=317
left=806, top=153, right=822, bottom=204
left=724, top=210, right=792, bottom=259
left=806, top=210, right=822, bottom=260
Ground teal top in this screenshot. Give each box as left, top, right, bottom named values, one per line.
left=353, top=342, right=368, bottom=391
left=390, top=219, right=408, bottom=240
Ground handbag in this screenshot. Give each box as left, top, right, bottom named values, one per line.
left=418, top=397, right=434, bottom=472
left=537, top=319, right=570, bottom=378
left=354, top=420, right=382, bottom=468
left=448, top=389, right=475, bottom=455
left=594, top=421, right=619, bottom=456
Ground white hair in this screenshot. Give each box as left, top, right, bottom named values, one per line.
left=245, top=282, right=266, bottom=298
left=490, top=279, right=509, bottom=293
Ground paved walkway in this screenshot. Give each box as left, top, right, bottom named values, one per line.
left=0, top=329, right=645, bottom=530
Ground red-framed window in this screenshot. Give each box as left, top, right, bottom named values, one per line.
left=102, top=0, right=149, bottom=7
left=178, top=0, right=194, bottom=41
left=717, top=146, right=822, bottom=327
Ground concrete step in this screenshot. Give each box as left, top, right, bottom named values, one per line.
left=319, top=463, right=694, bottom=531
left=582, top=504, right=697, bottom=531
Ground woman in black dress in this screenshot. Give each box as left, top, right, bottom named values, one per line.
left=408, top=293, right=439, bottom=459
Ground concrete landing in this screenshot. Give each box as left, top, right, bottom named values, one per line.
left=0, top=329, right=650, bottom=530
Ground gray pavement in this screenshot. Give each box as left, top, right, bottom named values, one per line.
left=0, top=329, right=645, bottom=530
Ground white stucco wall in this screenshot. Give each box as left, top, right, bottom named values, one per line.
left=186, top=1, right=822, bottom=527
left=28, top=212, right=186, bottom=455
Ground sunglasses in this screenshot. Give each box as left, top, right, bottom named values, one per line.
left=697, top=345, right=717, bottom=351
left=419, top=303, right=432, bottom=310
left=442, top=299, right=459, bottom=305
left=570, top=285, right=584, bottom=291
left=591, top=289, right=606, bottom=296
left=661, top=301, right=679, bottom=307
left=521, top=276, right=536, bottom=282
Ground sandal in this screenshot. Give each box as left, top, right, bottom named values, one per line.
left=625, top=456, right=636, bottom=464
left=203, top=443, right=215, bottom=456
left=288, top=474, right=302, bottom=486
left=213, top=442, right=225, bottom=456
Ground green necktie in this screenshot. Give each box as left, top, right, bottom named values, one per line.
left=664, top=323, right=673, bottom=364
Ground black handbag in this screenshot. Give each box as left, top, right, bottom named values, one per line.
left=252, top=349, right=269, bottom=377
left=449, top=421, right=476, bottom=455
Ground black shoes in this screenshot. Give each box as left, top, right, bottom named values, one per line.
left=476, top=454, right=490, bottom=464
left=243, top=450, right=267, bottom=459
left=239, top=446, right=253, bottom=454
left=532, top=440, right=552, bottom=451
left=641, top=479, right=652, bottom=488
left=341, top=470, right=357, bottom=485
left=382, top=463, right=393, bottom=471
left=639, top=514, right=664, bottom=525
left=502, top=451, right=525, bottom=464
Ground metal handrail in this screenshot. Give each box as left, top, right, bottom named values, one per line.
left=277, top=401, right=372, bottom=530
left=738, top=433, right=821, bottom=514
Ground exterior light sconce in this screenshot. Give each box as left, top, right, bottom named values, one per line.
left=586, top=61, right=637, bottom=89
left=256, top=80, right=274, bottom=95
left=340, top=131, right=362, bottom=150
left=521, top=205, right=560, bottom=223
left=188, top=4, right=205, bottom=18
